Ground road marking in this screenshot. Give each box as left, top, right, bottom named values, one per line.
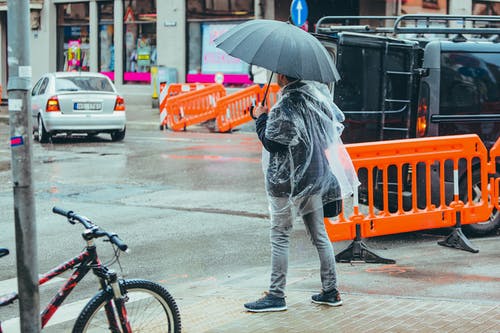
left=0, top=277, right=65, bottom=296
left=161, top=153, right=260, bottom=163
left=127, top=135, right=197, bottom=142
left=2, top=298, right=90, bottom=332
left=2, top=287, right=151, bottom=331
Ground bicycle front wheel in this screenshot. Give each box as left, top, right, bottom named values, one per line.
left=73, top=279, right=181, bottom=333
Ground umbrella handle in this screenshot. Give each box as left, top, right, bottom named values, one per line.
left=251, top=71, right=274, bottom=120
left=261, top=72, right=274, bottom=106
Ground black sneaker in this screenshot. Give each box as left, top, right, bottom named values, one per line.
left=311, top=289, right=343, bottom=306
left=244, top=292, right=287, bottom=312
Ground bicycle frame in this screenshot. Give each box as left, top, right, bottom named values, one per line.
left=0, top=244, right=130, bottom=332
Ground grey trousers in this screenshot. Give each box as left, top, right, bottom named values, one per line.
left=268, top=196, right=338, bottom=298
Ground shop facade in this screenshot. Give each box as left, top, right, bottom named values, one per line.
left=0, top=0, right=186, bottom=97
left=48, top=0, right=184, bottom=95
left=0, top=0, right=491, bottom=99
left=186, top=0, right=255, bottom=85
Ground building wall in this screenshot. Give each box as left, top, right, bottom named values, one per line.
left=30, top=1, right=55, bottom=83
left=157, top=0, right=186, bottom=84
left=0, top=0, right=485, bottom=100
left=360, top=0, right=389, bottom=16
left=0, top=12, right=6, bottom=96
left=450, top=0, right=473, bottom=14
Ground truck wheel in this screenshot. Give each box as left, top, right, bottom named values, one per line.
left=461, top=168, right=500, bottom=236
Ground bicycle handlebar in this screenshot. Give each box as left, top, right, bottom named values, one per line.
left=52, top=207, right=128, bottom=252
left=0, top=248, right=9, bottom=258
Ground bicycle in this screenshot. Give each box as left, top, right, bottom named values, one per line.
left=0, top=207, right=181, bottom=332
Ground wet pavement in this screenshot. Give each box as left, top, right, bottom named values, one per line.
left=172, top=230, right=500, bottom=332
left=1, top=94, right=500, bottom=332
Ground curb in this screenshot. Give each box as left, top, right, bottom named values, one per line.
left=0, top=116, right=159, bottom=131
left=0, top=110, right=159, bottom=129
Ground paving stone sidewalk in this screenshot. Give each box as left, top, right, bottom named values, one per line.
left=179, top=289, right=500, bottom=333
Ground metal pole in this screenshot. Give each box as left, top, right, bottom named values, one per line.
left=7, top=0, right=40, bottom=332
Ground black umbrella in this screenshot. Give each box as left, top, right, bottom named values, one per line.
left=215, top=19, right=340, bottom=84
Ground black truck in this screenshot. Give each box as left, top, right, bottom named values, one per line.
left=315, top=15, right=500, bottom=235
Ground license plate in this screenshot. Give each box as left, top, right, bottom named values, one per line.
left=74, top=102, right=102, bottom=111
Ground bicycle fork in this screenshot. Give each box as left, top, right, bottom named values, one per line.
left=96, top=268, right=131, bottom=333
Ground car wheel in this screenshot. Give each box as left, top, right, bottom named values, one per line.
left=38, top=116, right=50, bottom=143
left=111, top=127, right=126, bottom=142
left=461, top=168, right=500, bottom=236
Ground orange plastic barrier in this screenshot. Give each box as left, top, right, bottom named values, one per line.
left=159, top=83, right=213, bottom=129
left=494, top=177, right=500, bottom=210
left=166, top=83, right=212, bottom=98
left=325, top=134, right=497, bottom=243
left=262, top=83, right=281, bottom=108
left=262, top=84, right=281, bottom=109
left=215, top=85, right=263, bottom=133
left=214, top=84, right=280, bottom=133
left=164, top=84, right=226, bottom=131
left=490, top=138, right=500, bottom=210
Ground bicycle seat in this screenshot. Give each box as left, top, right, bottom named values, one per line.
left=0, top=248, right=9, bottom=258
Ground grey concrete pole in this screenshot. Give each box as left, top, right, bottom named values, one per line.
left=89, top=0, right=99, bottom=72
left=7, top=0, right=40, bottom=332
left=114, top=0, right=124, bottom=86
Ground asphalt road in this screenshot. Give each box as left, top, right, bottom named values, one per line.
left=1, top=117, right=499, bottom=331
left=0, top=121, right=308, bottom=330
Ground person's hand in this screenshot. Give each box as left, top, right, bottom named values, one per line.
left=252, top=104, right=268, bottom=119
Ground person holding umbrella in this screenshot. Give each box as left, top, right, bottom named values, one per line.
left=216, top=20, right=359, bottom=312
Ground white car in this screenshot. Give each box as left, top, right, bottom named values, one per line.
left=31, top=72, right=126, bottom=142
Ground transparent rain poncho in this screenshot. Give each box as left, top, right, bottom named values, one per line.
left=262, top=80, right=360, bottom=217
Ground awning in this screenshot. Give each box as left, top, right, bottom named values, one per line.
left=0, top=0, right=43, bottom=11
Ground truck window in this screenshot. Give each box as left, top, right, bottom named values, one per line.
left=440, top=52, right=500, bottom=115
left=334, top=42, right=417, bottom=143
left=334, top=45, right=382, bottom=111
left=439, top=52, right=500, bottom=147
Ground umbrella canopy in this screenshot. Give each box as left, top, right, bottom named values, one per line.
left=215, top=19, right=340, bottom=84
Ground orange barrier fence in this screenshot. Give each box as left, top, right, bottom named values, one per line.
left=495, top=177, right=500, bottom=210
left=262, top=84, right=281, bottom=109
left=490, top=139, right=500, bottom=210
left=325, top=134, right=500, bottom=261
left=159, top=83, right=213, bottom=129
left=162, top=84, right=226, bottom=131
left=166, top=83, right=212, bottom=97
left=214, top=83, right=280, bottom=133
left=162, top=83, right=281, bottom=132
left=215, top=85, right=262, bottom=133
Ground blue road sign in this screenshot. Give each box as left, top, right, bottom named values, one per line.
left=290, top=0, right=308, bottom=27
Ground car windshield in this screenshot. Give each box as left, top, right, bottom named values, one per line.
left=55, top=76, right=114, bottom=92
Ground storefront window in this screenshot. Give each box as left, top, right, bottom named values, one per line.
left=99, top=2, right=114, bottom=75
left=401, top=0, right=447, bottom=14
left=187, top=0, right=254, bottom=85
left=123, top=0, right=157, bottom=84
left=472, top=0, right=500, bottom=15
left=57, top=3, right=90, bottom=72
left=187, top=0, right=254, bottom=18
